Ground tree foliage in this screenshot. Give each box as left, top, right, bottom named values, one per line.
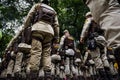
left=0, top=0, right=89, bottom=55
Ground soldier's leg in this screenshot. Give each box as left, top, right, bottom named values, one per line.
left=25, top=54, right=31, bottom=80
left=94, top=57, right=108, bottom=80
left=100, top=47, right=114, bottom=80
left=6, top=60, right=14, bottom=79
left=109, top=62, right=119, bottom=80
left=100, top=47, right=110, bottom=68
left=28, top=38, right=42, bottom=80
left=42, top=42, right=52, bottom=79
left=64, top=57, right=70, bottom=76
left=13, top=52, right=23, bottom=78
left=59, top=65, right=66, bottom=80
left=78, top=68, right=84, bottom=80
left=0, top=69, right=7, bottom=79
left=91, top=48, right=108, bottom=80
left=89, top=66, right=95, bottom=80
left=114, top=48, right=120, bottom=76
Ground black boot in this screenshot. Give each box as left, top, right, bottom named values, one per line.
left=6, top=74, right=12, bottom=80
left=98, top=68, right=109, bottom=80
left=104, top=67, right=114, bottom=80
left=29, top=70, right=39, bottom=80
left=91, top=75, right=95, bottom=80
left=44, top=70, right=52, bottom=80
left=93, top=75, right=98, bottom=80
left=38, top=76, right=44, bottom=80
left=78, top=76, right=85, bottom=80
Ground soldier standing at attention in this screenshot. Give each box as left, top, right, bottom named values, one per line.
left=24, top=0, right=59, bottom=79
left=83, top=0, right=120, bottom=76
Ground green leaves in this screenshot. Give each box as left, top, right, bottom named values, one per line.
left=0, top=30, right=2, bottom=40
left=51, top=0, right=89, bottom=39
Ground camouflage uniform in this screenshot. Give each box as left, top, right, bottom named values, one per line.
left=23, top=2, right=59, bottom=78
left=6, top=51, right=15, bottom=77
left=80, top=13, right=110, bottom=79
left=84, top=0, right=120, bottom=76
left=80, top=14, right=104, bottom=70
left=61, top=35, right=76, bottom=78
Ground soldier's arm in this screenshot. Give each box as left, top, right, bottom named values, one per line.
left=80, top=18, right=92, bottom=41
left=53, top=15, right=59, bottom=40
left=58, top=36, right=65, bottom=51
left=23, top=3, right=40, bottom=29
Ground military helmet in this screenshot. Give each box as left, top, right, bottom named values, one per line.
left=85, top=12, right=92, bottom=17
left=63, top=29, right=69, bottom=34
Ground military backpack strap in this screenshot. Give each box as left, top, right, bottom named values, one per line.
left=40, top=5, right=56, bottom=24
left=32, top=3, right=42, bottom=24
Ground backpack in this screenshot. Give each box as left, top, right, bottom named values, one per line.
left=87, top=39, right=97, bottom=50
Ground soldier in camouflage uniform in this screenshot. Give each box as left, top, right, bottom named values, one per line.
left=80, top=12, right=111, bottom=80
left=22, top=0, right=59, bottom=79
left=0, top=30, right=23, bottom=79
left=59, top=30, right=76, bottom=79
left=83, top=0, right=120, bottom=76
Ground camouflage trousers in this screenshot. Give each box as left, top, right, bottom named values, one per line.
left=28, top=31, right=53, bottom=72
left=90, top=48, right=104, bottom=69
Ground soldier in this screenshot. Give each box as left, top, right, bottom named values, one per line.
left=80, top=12, right=110, bottom=80
left=0, top=29, right=23, bottom=79
left=83, top=0, right=120, bottom=76
left=50, top=40, right=61, bottom=79
left=59, top=30, right=76, bottom=79
left=23, top=0, right=59, bottom=79
left=82, top=47, right=96, bottom=80
left=58, top=30, right=70, bottom=52
left=58, top=30, right=70, bottom=79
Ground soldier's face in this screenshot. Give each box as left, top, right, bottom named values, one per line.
left=65, top=32, right=70, bottom=37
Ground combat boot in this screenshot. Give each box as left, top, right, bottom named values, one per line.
left=14, top=72, right=22, bottom=80
left=78, top=76, right=85, bottom=80
left=29, top=70, right=39, bottom=80
left=98, top=68, right=109, bottom=80
left=104, top=67, right=114, bottom=80
left=6, top=74, right=12, bottom=80
left=44, top=70, right=52, bottom=80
